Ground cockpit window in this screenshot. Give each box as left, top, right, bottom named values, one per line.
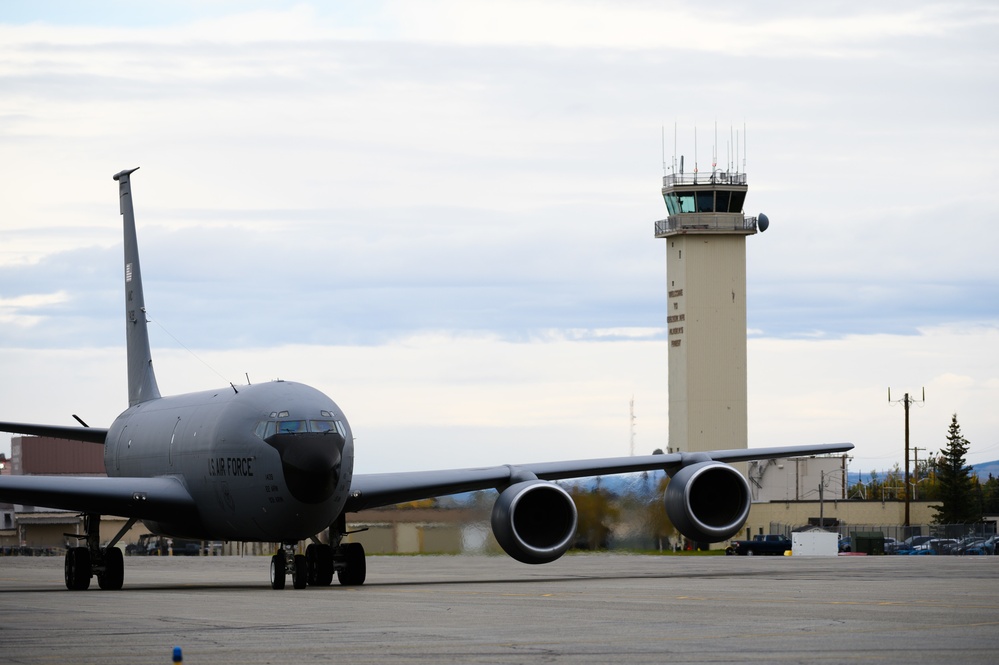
left=311, top=420, right=347, bottom=437
left=277, top=420, right=307, bottom=434
left=255, top=418, right=346, bottom=439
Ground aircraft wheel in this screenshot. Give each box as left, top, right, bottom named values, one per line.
left=305, top=544, right=318, bottom=585
left=316, top=544, right=334, bottom=586
left=292, top=554, right=308, bottom=590
left=97, top=547, right=124, bottom=590
left=306, top=543, right=334, bottom=586
left=337, top=542, right=366, bottom=586
left=305, top=543, right=322, bottom=586
left=65, top=547, right=92, bottom=591
left=270, top=550, right=287, bottom=590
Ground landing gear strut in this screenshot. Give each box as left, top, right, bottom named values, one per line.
left=64, top=514, right=136, bottom=591
left=268, top=515, right=367, bottom=590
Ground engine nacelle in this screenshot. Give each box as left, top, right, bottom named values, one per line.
left=664, top=461, right=751, bottom=543
left=491, top=480, right=578, bottom=564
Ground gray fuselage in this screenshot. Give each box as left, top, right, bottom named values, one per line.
left=105, top=380, right=354, bottom=542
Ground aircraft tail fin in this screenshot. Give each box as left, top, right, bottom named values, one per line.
left=114, top=168, right=161, bottom=406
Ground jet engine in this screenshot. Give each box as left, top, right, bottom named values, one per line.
left=664, top=461, right=751, bottom=543
left=491, top=480, right=577, bottom=564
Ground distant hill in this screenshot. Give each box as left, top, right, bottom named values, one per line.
left=848, top=461, right=999, bottom=486
left=973, top=460, right=999, bottom=480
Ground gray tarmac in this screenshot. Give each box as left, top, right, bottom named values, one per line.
left=1, top=553, right=997, bottom=664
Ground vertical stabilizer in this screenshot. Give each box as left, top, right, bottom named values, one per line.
left=114, top=168, right=161, bottom=406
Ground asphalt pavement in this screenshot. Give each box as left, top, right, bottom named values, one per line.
left=1, top=553, right=996, bottom=663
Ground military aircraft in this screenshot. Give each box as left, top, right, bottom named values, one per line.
left=0, top=168, right=853, bottom=590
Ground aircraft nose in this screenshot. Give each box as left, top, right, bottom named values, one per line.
left=265, top=431, right=345, bottom=504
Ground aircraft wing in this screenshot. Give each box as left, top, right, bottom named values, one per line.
left=0, top=475, right=198, bottom=523
left=0, top=421, right=108, bottom=444
left=344, top=442, right=853, bottom=512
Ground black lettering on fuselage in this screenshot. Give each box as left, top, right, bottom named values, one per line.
left=209, top=457, right=254, bottom=477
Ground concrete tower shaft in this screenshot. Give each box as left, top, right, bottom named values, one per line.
left=655, top=171, right=762, bottom=456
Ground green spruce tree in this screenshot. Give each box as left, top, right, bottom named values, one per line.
left=931, top=414, right=982, bottom=524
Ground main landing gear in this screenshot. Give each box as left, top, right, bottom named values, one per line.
left=268, top=541, right=366, bottom=590
left=64, top=514, right=137, bottom=591
left=269, top=516, right=366, bottom=590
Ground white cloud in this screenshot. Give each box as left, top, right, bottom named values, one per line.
left=2, top=2, right=962, bottom=54
left=4, top=324, right=997, bottom=472
left=0, top=291, right=69, bottom=327
left=1, top=2, right=998, bottom=472
left=748, top=324, right=999, bottom=469
left=0, top=291, right=68, bottom=308
left=381, top=1, right=985, bottom=56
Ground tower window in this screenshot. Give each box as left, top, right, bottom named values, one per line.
left=729, top=191, right=746, bottom=212
left=664, top=193, right=679, bottom=215
left=676, top=192, right=695, bottom=213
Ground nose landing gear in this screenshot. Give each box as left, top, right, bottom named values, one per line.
left=270, top=544, right=309, bottom=590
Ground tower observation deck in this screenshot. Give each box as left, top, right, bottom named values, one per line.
left=654, top=171, right=761, bottom=237
left=655, top=167, right=766, bottom=458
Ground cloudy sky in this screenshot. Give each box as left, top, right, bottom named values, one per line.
left=2, top=1, right=998, bottom=477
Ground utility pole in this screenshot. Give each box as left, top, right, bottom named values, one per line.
left=889, top=388, right=925, bottom=528
left=819, top=470, right=825, bottom=528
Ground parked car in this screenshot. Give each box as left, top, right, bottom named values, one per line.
left=126, top=534, right=214, bottom=556
left=908, top=538, right=957, bottom=555
left=838, top=537, right=852, bottom=553
left=946, top=537, right=985, bottom=555
left=965, top=535, right=999, bottom=555
left=893, top=535, right=933, bottom=554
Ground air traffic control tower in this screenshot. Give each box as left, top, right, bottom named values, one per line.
left=655, top=163, right=767, bottom=457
